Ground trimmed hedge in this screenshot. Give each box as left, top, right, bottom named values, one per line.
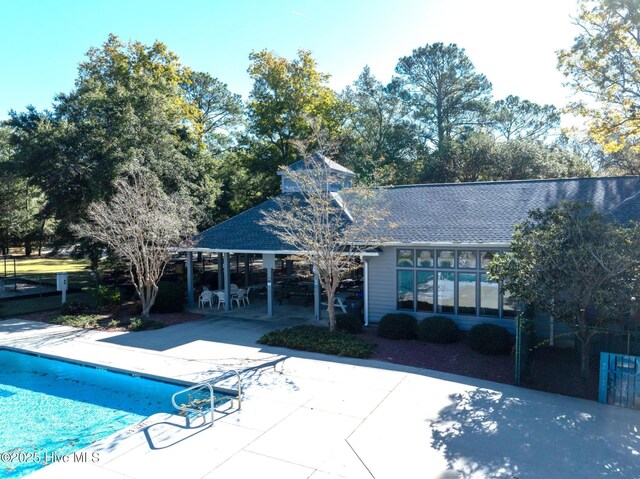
left=468, top=323, right=512, bottom=355
left=258, top=325, right=374, bottom=358
left=152, top=281, right=185, bottom=313
left=418, top=316, right=458, bottom=343
left=335, top=313, right=363, bottom=334
left=377, top=313, right=417, bottom=339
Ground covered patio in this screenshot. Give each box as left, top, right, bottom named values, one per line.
left=178, top=249, right=376, bottom=325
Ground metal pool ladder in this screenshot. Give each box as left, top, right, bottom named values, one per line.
left=171, top=369, right=242, bottom=427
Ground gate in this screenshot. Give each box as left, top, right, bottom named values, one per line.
left=599, top=352, right=640, bottom=409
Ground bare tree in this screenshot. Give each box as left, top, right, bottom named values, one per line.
left=71, top=167, right=194, bottom=317
left=260, top=155, right=388, bottom=331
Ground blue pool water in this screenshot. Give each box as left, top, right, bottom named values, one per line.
left=0, top=350, right=187, bottom=478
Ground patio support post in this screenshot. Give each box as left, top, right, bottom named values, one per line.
left=263, top=254, right=276, bottom=317
left=217, top=253, right=223, bottom=290
left=223, top=253, right=230, bottom=312
left=313, top=266, right=321, bottom=321
left=363, top=257, right=369, bottom=326
left=186, top=251, right=194, bottom=308
left=267, top=267, right=273, bottom=316
left=244, top=254, right=250, bottom=288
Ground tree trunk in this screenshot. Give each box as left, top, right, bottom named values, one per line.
left=24, top=239, right=32, bottom=257
left=327, top=290, right=336, bottom=332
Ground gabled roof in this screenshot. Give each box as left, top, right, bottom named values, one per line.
left=279, top=153, right=355, bottom=177
left=190, top=175, right=640, bottom=252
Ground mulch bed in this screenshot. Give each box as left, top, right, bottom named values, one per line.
left=359, top=328, right=514, bottom=385
left=15, top=308, right=202, bottom=331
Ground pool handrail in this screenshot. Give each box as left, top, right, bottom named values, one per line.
left=170, top=369, right=242, bottom=428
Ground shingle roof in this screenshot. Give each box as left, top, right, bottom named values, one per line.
left=284, top=153, right=355, bottom=176
left=191, top=176, right=640, bottom=252
left=371, top=176, right=640, bottom=245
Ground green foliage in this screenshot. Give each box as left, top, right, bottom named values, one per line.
left=257, top=325, right=374, bottom=358
left=129, top=316, right=165, bottom=331
left=491, top=95, right=561, bottom=142
left=97, top=285, right=121, bottom=309
left=335, top=313, right=363, bottom=334
left=51, top=314, right=100, bottom=328
left=418, top=316, right=459, bottom=343
left=152, top=281, right=185, bottom=313
left=395, top=42, right=492, bottom=181
left=467, top=323, right=512, bottom=355
left=61, top=300, right=92, bottom=316
left=377, top=313, right=418, bottom=339
left=558, top=0, right=640, bottom=169
left=246, top=49, right=348, bottom=187
left=488, top=201, right=640, bottom=376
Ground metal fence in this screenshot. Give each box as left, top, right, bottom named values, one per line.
left=515, top=315, right=640, bottom=401
left=0, top=272, right=96, bottom=318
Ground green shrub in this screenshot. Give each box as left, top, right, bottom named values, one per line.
left=418, top=316, right=459, bottom=343
left=258, top=325, right=374, bottom=358
left=377, top=313, right=417, bottom=339
left=129, top=316, right=165, bottom=332
left=468, top=323, right=512, bottom=355
left=97, top=285, right=121, bottom=309
left=335, top=313, right=363, bottom=334
left=152, top=281, right=185, bottom=313
left=51, top=314, right=99, bottom=328
left=61, top=300, right=91, bottom=316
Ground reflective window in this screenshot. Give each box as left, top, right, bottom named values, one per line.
left=417, top=249, right=434, bottom=268
left=397, top=249, right=414, bottom=267
left=458, top=251, right=477, bottom=269
left=480, top=251, right=496, bottom=270
left=397, top=270, right=414, bottom=310
left=502, top=287, right=519, bottom=317
left=437, top=250, right=455, bottom=269
left=437, top=272, right=455, bottom=313
left=417, top=271, right=434, bottom=312
left=480, top=273, right=499, bottom=316
left=457, top=273, right=477, bottom=315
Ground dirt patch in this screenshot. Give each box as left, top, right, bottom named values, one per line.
left=360, top=328, right=514, bottom=384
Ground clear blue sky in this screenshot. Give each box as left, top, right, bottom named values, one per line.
left=0, top=0, right=580, bottom=121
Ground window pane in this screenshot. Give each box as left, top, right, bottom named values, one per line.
left=457, top=273, right=477, bottom=315
left=437, top=272, right=455, bottom=313
left=397, top=270, right=414, bottom=310
left=480, top=251, right=496, bottom=270
left=417, top=271, right=434, bottom=312
left=480, top=273, right=499, bottom=317
left=502, top=288, right=519, bottom=317
left=458, top=251, right=477, bottom=269
left=417, top=249, right=434, bottom=268
left=437, top=250, right=455, bottom=269
left=397, top=249, right=414, bottom=267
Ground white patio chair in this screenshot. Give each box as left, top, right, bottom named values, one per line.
left=244, top=286, right=252, bottom=304
left=230, top=284, right=239, bottom=296
left=198, top=290, right=213, bottom=308
left=214, top=291, right=226, bottom=309
left=232, top=288, right=248, bottom=308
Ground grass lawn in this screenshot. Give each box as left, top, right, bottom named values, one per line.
left=8, top=256, right=92, bottom=274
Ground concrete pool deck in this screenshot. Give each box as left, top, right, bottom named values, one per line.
left=1, top=316, right=639, bottom=479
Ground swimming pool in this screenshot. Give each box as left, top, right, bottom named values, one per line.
left=0, top=349, right=190, bottom=478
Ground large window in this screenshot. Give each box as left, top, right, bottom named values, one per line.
left=397, top=270, right=414, bottom=310
left=396, top=248, right=516, bottom=319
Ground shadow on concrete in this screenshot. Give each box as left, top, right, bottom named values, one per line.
left=430, top=387, right=640, bottom=478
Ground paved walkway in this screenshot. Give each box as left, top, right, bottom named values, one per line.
left=1, top=316, right=638, bottom=479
